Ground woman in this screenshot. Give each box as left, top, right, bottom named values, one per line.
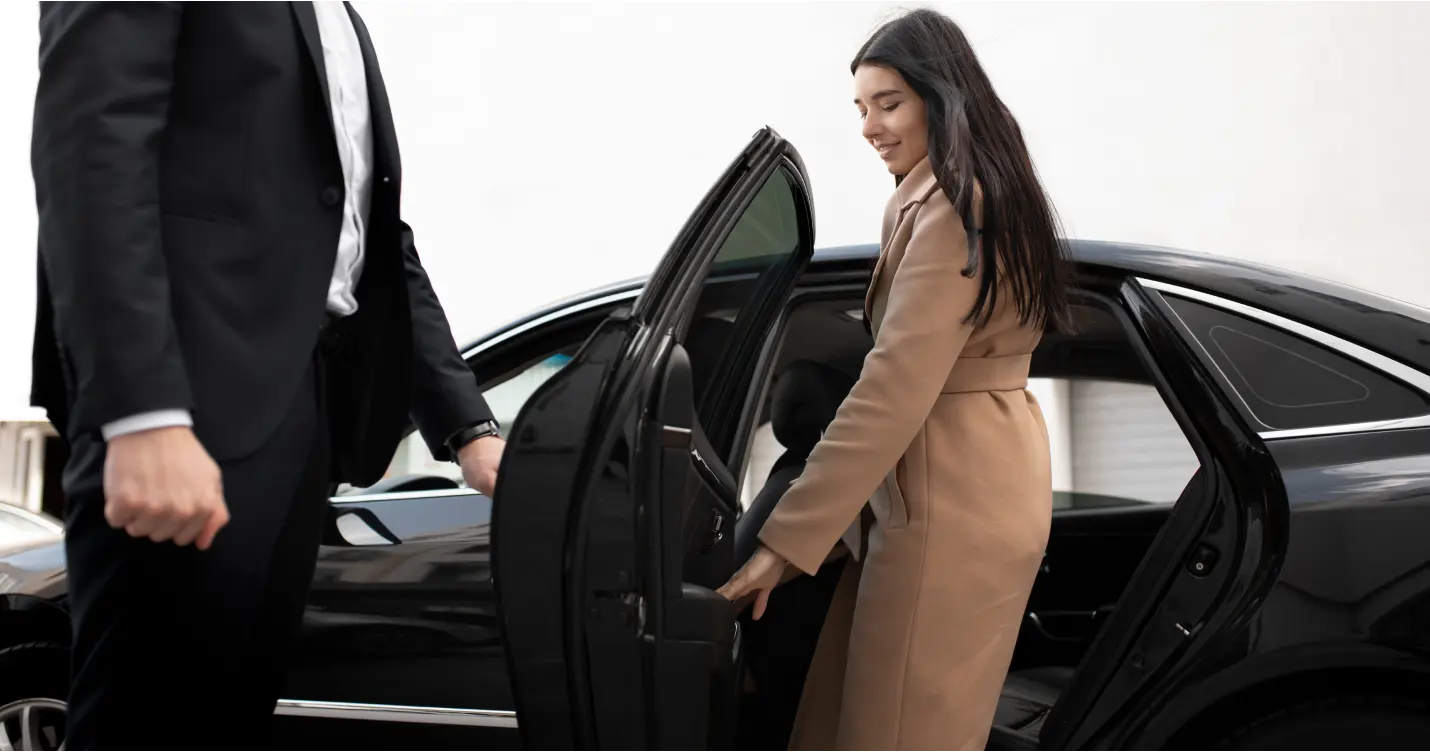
left=717, top=8, right=1073, bottom=750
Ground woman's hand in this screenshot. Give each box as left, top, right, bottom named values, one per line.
left=717, top=546, right=788, bottom=620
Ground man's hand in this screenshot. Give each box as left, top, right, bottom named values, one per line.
left=104, top=426, right=230, bottom=550
left=457, top=435, right=506, bottom=498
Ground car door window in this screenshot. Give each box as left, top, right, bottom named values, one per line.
left=680, top=168, right=805, bottom=462
left=1161, top=295, right=1430, bottom=433
left=381, top=353, right=574, bottom=487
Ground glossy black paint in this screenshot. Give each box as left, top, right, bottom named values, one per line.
left=490, top=314, right=640, bottom=750
left=1131, top=426, right=1430, bottom=748
left=1040, top=279, right=1291, bottom=749
left=2, top=239, right=1430, bottom=748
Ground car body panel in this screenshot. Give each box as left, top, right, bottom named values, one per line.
left=1127, top=427, right=1430, bottom=747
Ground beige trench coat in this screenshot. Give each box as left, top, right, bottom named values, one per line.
left=757, top=157, right=1054, bottom=750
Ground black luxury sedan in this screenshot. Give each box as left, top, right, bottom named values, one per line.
left=3, top=129, right=1430, bottom=751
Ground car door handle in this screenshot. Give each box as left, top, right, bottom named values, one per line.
left=1027, top=610, right=1100, bottom=642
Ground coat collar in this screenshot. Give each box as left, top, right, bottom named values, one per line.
left=895, top=156, right=940, bottom=210
left=863, top=156, right=943, bottom=326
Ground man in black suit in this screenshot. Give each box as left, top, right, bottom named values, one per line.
left=30, top=3, right=506, bottom=748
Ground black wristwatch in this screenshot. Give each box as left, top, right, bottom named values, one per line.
left=445, top=419, right=501, bottom=457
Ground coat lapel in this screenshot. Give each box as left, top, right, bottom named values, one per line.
left=864, top=158, right=940, bottom=326
left=288, top=2, right=334, bottom=133
left=343, top=2, right=402, bottom=185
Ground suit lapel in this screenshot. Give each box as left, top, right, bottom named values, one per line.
left=344, top=2, right=402, bottom=184
left=289, top=2, right=334, bottom=133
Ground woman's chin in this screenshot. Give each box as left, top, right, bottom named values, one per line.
left=881, top=155, right=918, bottom=176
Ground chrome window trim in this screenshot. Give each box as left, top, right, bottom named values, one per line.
left=459, top=290, right=640, bottom=360
left=274, top=699, right=517, bottom=728
left=1137, top=278, right=1430, bottom=440
left=330, top=487, right=481, bottom=505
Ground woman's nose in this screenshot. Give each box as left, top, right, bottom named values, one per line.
left=862, top=115, right=881, bottom=141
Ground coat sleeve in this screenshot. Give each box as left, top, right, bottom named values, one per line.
left=400, top=220, right=498, bottom=461
left=31, top=2, right=194, bottom=433
left=757, top=193, right=982, bottom=575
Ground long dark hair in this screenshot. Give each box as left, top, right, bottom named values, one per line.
left=853, top=8, right=1073, bottom=332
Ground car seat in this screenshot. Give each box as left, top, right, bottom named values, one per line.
left=734, top=359, right=857, bottom=565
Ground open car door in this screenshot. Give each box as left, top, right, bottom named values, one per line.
left=493, top=128, right=815, bottom=749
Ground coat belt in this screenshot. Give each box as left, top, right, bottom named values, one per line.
left=941, top=354, right=1032, bottom=394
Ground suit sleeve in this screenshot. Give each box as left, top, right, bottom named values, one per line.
left=758, top=194, right=981, bottom=575
left=31, top=2, right=194, bottom=433
left=400, top=220, right=496, bottom=460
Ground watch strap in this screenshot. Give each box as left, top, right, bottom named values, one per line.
left=446, top=419, right=500, bottom=456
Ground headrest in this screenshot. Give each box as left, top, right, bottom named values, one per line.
left=769, top=360, right=856, bottom=452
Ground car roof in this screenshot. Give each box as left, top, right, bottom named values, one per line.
left=467, top=240, right=1430, bottom=374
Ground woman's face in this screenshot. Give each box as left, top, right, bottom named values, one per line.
left=854, top=63, right=928, bottom=176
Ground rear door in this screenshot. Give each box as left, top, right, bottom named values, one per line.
left=493, top=128, right=814, bottom=749
left=1037, top=277, right=1290, bottom=749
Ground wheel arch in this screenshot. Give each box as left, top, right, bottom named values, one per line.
left=1130, top=640, right=1430, bottom=748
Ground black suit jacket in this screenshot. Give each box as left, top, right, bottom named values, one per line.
left=30, top=2, right=493, bottom=486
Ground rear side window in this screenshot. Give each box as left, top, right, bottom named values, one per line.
left=1161, top=295, right=1430, bottom=433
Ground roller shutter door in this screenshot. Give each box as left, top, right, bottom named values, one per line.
left=1069, top=380, right=1200, bottom=504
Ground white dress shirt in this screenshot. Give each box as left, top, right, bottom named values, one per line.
left=101, top=1, right=374, bottom=441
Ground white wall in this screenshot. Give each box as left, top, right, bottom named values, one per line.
left=1, top=1, right=1427, bottom=415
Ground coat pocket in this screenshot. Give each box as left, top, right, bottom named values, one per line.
left=871, top=462, right=910, bottom=530
left=887, top=461, right=910, bottom=529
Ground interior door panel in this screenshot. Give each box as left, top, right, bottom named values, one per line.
left=1013, top=503, right=1174, bottom=669
left=645, top=342, right=741, bottom=748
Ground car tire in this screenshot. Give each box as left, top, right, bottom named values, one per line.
left=0, top=641, right=70, bottom=750
left=1214, top=695, right=1430, bottom=750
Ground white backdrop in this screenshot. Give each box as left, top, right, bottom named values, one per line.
left=1, top=1, right=1427, bottom=414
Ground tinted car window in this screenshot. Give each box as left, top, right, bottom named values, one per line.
left=1163, top=295, right=1430, bottom=432
left=681, top=167, right=804, bottom=458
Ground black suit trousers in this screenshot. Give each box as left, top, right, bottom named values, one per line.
left=61, top=342, right=335, bottom=751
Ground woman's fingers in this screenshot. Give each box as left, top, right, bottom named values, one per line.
left=752, top=588, right=772, bottom=620
left=720, top=561, right=767, bottom=602
left=720, top=549, right=787, bottom=617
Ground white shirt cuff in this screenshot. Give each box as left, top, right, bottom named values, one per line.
left=101, top=410, right=194, bottom=441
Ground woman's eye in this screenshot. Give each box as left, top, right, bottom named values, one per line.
left=882, top=103, right=900, bottom=113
